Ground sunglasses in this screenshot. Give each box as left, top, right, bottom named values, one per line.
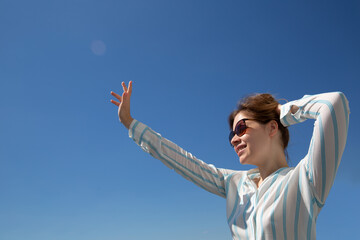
left=229, top=118, right=256, bottom=146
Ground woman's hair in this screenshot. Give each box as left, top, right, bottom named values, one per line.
left=228, top=93, right=290, bottom=151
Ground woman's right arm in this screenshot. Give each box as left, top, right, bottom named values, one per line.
left=110, top=82, right=231, bottom=198
left=129, top=119, right=229, bottom=198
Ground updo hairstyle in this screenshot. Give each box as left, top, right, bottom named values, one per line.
left=228, top=93, right=290, bottom=150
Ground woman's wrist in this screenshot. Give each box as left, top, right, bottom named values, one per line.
left=122, top=116, right=134, bottom=129
left=291, top=105, right=299, bottom=114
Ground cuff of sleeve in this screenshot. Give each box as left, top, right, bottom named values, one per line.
left=280, top=95, right=311, bottom=126
left=128, top=119, right=140, bottom=143
left=128, top=119, right=137, bottom=138
left=128, top=119, right=152, bottom=146
left=280, top=103, right=292, bottom=127
left=280, top=100, right=302, bottom=127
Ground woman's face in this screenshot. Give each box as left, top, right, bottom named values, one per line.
left=231, top=111, right=271, bottom=166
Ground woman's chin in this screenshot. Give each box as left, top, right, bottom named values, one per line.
left=239, top=156, right=249, bottom=165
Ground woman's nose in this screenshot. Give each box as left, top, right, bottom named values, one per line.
left=231, top=134, right=241, bottom=147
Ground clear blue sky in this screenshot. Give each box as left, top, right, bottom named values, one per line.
left=1, top=0, right=359, bottom=239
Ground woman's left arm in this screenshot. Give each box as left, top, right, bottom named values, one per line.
left=280, top=92, right=350, bottom=204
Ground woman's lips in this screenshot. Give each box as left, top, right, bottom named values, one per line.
left=236, top=144, right=247, bottom=156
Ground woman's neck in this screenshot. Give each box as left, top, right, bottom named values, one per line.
left=256, top=151, right=288, bottom=188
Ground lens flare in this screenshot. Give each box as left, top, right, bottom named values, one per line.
left=90, top=40, right=106, bottom=56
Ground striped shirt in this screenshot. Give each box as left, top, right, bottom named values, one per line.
left=128, top=92, right=350, bottom=240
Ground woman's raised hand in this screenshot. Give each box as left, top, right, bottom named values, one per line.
left=277, top=104, right=282, bottom=115
left=110, top=81, right=134, bottom=129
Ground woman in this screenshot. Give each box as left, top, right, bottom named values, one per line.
left=110, top=81, right=350, bottom=240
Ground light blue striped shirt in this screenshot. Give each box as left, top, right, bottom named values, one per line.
left=128, top=92, right=350, bottom=240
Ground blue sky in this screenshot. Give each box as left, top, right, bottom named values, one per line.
left=0, top=0, right=359, bottom=239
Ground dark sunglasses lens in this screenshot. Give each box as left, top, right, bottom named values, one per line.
left=229, top=120, right=247, bottom=146
left=229, top=131, right=235, bottom=145
left=235, top=121, right=247, bottom=136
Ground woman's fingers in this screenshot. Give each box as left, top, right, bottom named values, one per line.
left=122, top=81, right=128, bottom=92
left=110, top=81, right=134, bottom=129
left=121, top=81, right=132, bottom=95
left=110, top=81, right=132, bottom=106
left=110, top=99, right=120, bottom=106
left=111, top=91, right=122, bottom=101
left=277, top=104, right=281, bottom=115
left=128, top=81, right=132, bottom=95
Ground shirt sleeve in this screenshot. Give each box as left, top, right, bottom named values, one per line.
left=280, top=92, right=350, bottom=205
left=128, top=120, right=233, bottom=198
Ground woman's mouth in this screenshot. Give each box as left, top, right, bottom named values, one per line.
left=236, top=144, right=247, bottom=156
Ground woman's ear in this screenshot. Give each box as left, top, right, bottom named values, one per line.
left=268, top=120, right=279, bottom=137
